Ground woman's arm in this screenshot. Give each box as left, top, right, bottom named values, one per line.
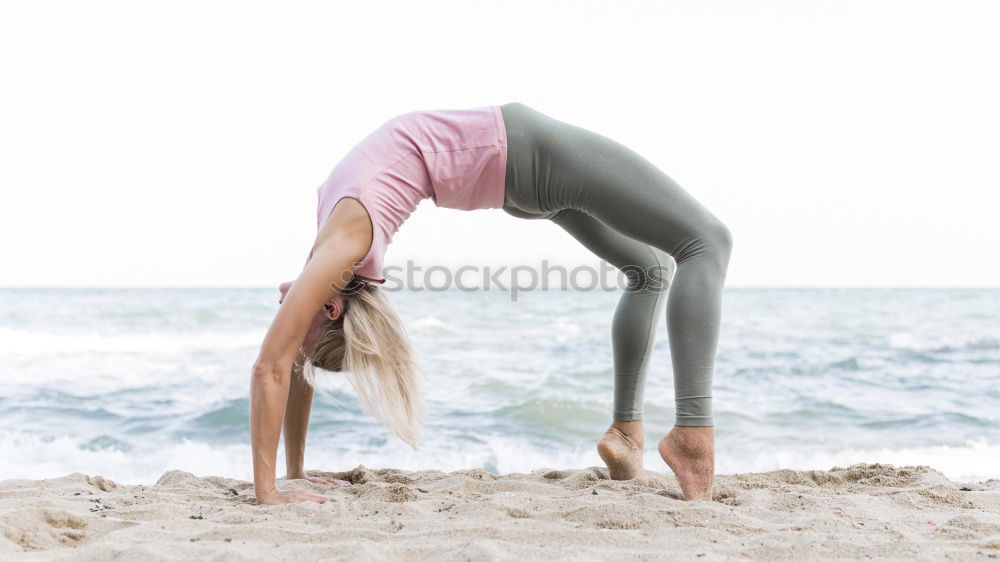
left=250, top=198, right=372, bottom=505
left=281, top=356, right=351, bottom=485
left=282, top=358, right=312, bottom=478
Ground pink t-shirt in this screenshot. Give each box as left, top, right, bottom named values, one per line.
left=316, top=105, right=508, bottom=283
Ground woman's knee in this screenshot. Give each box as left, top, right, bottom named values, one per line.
left=621, top=249, right=672, bottom=292
left=700, top=219, right=733, bottom=273
left=673, top=218, right=733, bottom=269
left=710, top=220, right=734, bottom=261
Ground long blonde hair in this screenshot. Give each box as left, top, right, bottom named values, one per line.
left=300, top=278, right=425, bottom=448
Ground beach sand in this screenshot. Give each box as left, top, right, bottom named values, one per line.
left=1, top=463, right=999, bottom=560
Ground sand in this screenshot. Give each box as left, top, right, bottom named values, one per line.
left=1, top=463, right=999, bottom=560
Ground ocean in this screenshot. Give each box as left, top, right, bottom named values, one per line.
left=0, top=288, right=997, bottom=485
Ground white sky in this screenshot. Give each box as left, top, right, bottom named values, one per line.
left=2, top=0, right=998, bottom=287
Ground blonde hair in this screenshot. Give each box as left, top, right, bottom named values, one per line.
left=300, top=278, right=426, bottom=449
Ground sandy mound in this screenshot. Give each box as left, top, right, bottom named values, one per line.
left=1, top=463, right=998, bottom=560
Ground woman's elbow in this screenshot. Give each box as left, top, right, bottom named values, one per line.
left=251, top=360, right=287, bottom=386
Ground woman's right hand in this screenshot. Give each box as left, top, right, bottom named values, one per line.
left=257, top=487, right=330, bottom=505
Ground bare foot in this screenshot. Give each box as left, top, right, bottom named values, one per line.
left=597, top=420, right=644, bottom=480
left=657, top=426, right=714, bottom=500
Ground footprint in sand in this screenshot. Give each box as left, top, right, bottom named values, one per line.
left=0, top=508, right=137, bottom=552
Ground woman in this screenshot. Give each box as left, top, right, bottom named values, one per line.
left=250, top=102, right=733, bottom=505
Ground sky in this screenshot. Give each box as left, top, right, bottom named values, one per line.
left=1, top=0, right=998, bottom=287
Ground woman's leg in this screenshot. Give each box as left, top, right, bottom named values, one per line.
left=547, top=209, right=670, bottom=479
left=548, top=209, right=671, bottom=422
left=502, top=103, right=732, bottom=498
left=521, top=106, right=733, bottom=428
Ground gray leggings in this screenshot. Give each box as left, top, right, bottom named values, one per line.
left=499, top=102, right=733, bottom=427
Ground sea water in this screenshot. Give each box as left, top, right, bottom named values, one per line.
left=0, top=288, right=997, bottom=484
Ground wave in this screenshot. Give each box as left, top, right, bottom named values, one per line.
left=408, top=315, right=452, bottom=332
left=2, top=430, right=998, bottom=486
left=724, top=438, right=1000, bottom=483
left=888, top=333, right=1000, bottom=353
left=0, top=327, right=265, bottom=356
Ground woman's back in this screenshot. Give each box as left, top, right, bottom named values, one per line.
left=316, top=105, right=508, bottom=282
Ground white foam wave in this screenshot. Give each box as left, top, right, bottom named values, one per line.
left=722, top=438, right=1000, bottom=483
left=0, top=327, right=265, bottom=356
left=3, top=430, right=998, bottom=487
left=0, top=431, right=252, bottom=485
left=408, top=315, right=452, bottom=332
left=888, top=332, right=999, bottom=353
left=0, top=431, right=600, bottom=485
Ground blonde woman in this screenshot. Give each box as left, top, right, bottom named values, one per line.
left=250, top=102, right=733, bottom=505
